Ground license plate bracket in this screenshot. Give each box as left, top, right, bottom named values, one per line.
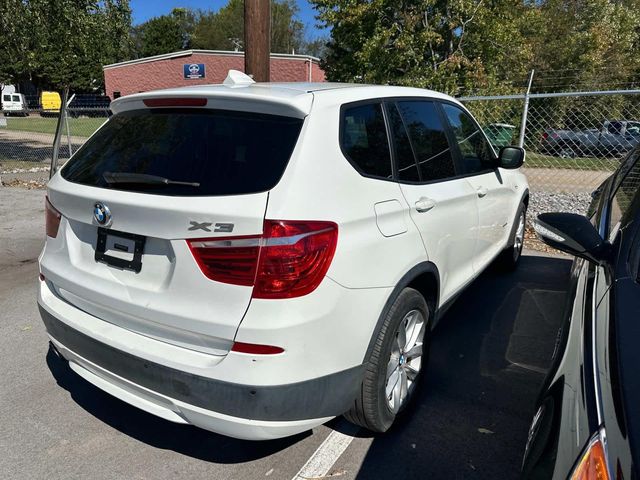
left=95, top=228, right=146, bottom=273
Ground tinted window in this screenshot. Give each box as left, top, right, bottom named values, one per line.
left=442, top=103, right=495, bottom=174
left=12, top=95, right=20, bottom=102
left=609, top=154, right=640, bottom=238
left=387, top=103, right=420, bottom=182
left=2, top=95, right=10, bottom=102
left=62, top=109, right=303, bottom=196
left=341, top=103, right=392, bottom=179
left=396, top=101, right=456, bottom=181
left=608, top=122, right=623, bottom=135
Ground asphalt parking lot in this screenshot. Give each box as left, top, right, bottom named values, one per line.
left=0, top=187, right=573, bottom=479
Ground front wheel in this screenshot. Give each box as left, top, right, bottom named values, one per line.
left=344, top=288, right=431, bottom=432
left=497, top=203, right=526, bottom=270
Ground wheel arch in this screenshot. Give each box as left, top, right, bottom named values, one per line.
left=362, top=262, right=440, bottom=363
left=521, top=188, right=530, bottom=208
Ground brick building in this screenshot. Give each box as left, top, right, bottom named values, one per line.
left=103, top=49, right=325, bottom=99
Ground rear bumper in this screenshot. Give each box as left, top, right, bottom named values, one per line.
left=40, top=305, right=363, bottom=440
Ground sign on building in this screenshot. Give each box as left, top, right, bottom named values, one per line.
left=183, top=63, right=206, bottom=79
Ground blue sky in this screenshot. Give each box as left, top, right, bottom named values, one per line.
left=130, top=0, right=325, bottom=38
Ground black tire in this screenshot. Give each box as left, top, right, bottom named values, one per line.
left=344, top=287, right=431, bottom=432
left=497, top=202, right=527, bottom=271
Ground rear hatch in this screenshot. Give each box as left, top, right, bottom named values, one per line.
left=42, top=102, right=304, bottom=356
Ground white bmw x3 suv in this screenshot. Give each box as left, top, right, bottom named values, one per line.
left=38, top=71, right=529, bottom=440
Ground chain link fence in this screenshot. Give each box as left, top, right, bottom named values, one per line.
left=2, top=88, right=636, bottom=221
left=461, top=90, right=640, bottom=194
left=459, top=90, right=640, bottom=245
left=0, top=95, right=109, bottom=186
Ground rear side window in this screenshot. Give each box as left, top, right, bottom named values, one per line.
left=62, top=109, right=303, bottom=196
left=396, top=101, right=456, bottom=182
left=340, top=103, right=392, bottom=179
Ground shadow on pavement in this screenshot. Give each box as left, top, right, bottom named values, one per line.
left=46, top=347, right=310, bottom=464
left=355, top=254, right=573, bottom=480
left=44, top=253, right=572, bottom=473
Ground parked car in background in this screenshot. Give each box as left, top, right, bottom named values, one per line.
left=41, top=91, right=61, bottom=117
left=523, top=146, right=640, bottom=479
left=38, top=71, right=529, bottom=441
left=540, top=128, right=585, bottom=158
left=541, top=120, right=640, bottom=158
left=2, top=92, right=29, bottom=116
left=68, top=94, right=111, bottom=117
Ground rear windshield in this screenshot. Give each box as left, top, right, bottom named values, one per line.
left=62, top=108, right=303, bottom=196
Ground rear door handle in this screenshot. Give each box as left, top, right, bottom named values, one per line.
left=414, top=197, right=436, bottom=213
left=476, top=187, right=489, bottom=198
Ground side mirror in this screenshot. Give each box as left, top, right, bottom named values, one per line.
left=498, top=146, right=525, bottom=169
left=534, top=212, right=609, bottom=263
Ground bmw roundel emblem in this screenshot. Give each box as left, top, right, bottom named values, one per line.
left=93, top=202, right=112, bottom=226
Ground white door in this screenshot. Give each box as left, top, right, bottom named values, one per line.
left=440, top=102, right=513, bottom=271
left=387, top=100, right=479, bottom=305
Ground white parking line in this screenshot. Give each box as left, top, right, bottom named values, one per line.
left=291, top=423, right=360, bottom=479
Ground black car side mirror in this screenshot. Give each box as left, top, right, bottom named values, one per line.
left=534, top=212, right=609, bottom=263
left=498, top=146, right=525, bottom=169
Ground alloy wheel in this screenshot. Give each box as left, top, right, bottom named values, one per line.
left=513, top=211, right=525, bottom=261
left=385, top=309, right=426, bottom=413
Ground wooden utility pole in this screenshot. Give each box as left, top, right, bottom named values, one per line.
left=244, top=0, right=271, bottom=82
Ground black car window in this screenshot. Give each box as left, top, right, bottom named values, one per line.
left=442, top=103, right=495, bottom=175
left=609, top=154, right=640, bottom=239
left=608, top=122, right=623, bottom=135
left=341, top=103, right=392, bottom=179
left=396, top=101, right=456, bottom=182
left=62, top=108, right=303, bottom=196
left=387, top=103, right=420, bottom=182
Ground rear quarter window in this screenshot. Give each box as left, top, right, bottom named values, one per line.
left=340, top=102, right=393, bottom=179
left=61, top=109, right=303, bottom=196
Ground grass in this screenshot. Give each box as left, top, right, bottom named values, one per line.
left=0, top=159, right=49, bottom=171
left=2, top=116, right=106, bottom=137
left=525, top=152, right=619, bottom=171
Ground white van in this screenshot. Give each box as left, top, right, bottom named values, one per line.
left=2, top=92, right=28, bottom=116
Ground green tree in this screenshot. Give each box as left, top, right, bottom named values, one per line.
left=134, top=8, right=194, bottom=58
left=300, top=36, right=329, bottom=58
left=0, top=0, right=34, bottom=88
left=311, top=0, right=531, bottom=94
left=0, top=0, right=132, bottom=91
left=191, top=0, right=304, bottom=54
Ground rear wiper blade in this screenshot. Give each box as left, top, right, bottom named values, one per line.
left=103, top=172, right=200, bottom=187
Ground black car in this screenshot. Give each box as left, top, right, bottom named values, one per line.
left=522, top=147, right=640, bottom=479
left=68, top=94, right=111, bottom=117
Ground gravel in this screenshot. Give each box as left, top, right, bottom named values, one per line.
left=524, top=190, right=593, bottom=253
left=527, top=190, right=592, bottom=222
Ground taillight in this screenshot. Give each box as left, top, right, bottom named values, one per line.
left=45, top=196, right=61, bottom=238
left=542, top=132, right=548, bottom=140
left=187, top=220, right=338, bottom=299
left=187, top=236, right=260, bottom=286
left=254, top=220, right=338, bottom=298
left=143, top=97, right=207, bottom=107
left=570, top=433, right=610, bottom=480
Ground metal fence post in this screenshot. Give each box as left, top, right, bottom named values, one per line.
left=65, top=93, right=75, bottom=158
left=51, top=87, right=68, bottom=178
left=518, top=70, right=535, bottom=148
